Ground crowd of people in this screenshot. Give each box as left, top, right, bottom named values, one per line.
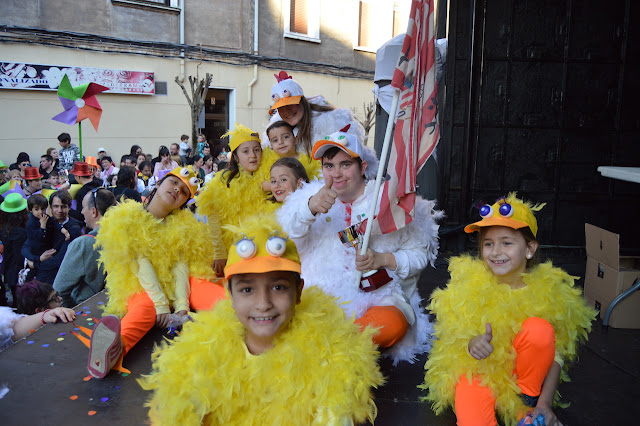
left=0, top=71, right=595, bottom=426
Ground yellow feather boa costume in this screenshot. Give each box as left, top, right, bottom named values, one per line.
left=421, top=256, right=595, bottom=425
left=139, top=287, right=384, bottom=425
left=197, top=164, right=279, bottom=251
left=97, top=200, right=216, bottom=317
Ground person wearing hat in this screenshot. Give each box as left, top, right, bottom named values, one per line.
left=139, top=215, right=384, bottom=424
left=0, top=193, right=28, bottom=306
left=70, top=161, right=101, bottom=214
left=97, top=147, right=107, bottom=160
left=86, top=167, right=224, bottom=379
left=22, top=167, right=43, bottom=197
left=264, top=71, right=371, bottom=167
left=197, top=124, right=278, bottom=277
left=277, top=125, right=442, bottom=364
left=421, top=193, right=595, bottom=426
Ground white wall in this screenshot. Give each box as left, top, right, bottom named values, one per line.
left=1, top=44, right=375, bottom=165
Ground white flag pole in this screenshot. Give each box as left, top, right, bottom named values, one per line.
left=354, top=88, right=401, bottom=287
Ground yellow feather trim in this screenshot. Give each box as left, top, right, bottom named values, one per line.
left=139, top=287, right=384, bottom=425
left=421, top=256, right=595, bottom=425
left=196, top=166, right=279, bottom=251
left=97, top=200, right=216, bottom=317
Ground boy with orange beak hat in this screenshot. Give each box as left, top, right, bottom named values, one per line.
left=140, top=215, right=384, bottom=425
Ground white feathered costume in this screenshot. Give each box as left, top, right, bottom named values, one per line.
left=277, top=179, right=443, bottom=364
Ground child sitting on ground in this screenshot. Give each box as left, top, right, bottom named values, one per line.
left=421, top=193, right=595, bottom=426
left=25, top=194, right=70, bottom=258
left=139, top=216, right=384, bottom=424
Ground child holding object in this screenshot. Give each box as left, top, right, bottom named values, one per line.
left=421, top=193, right=595, bottom=426
left=86, top=167, right=224, bottom=379
left=139, top=216, right=383, bottom=424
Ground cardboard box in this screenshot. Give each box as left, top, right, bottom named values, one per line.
left=584, top=223, right=640, bottom=329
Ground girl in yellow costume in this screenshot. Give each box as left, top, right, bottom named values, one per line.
left=139, top=216, right=384, bottom=425
left=421, top=194, right=595, bottom=426
left=196, top=124, right=279, bottom=276
left=86, top=167, right=224, bottom=379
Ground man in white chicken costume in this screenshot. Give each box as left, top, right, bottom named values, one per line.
left=277, top=125, right=442, bottom=364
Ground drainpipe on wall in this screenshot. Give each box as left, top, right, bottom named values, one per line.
left=247, top=0, right=259, bottom=105
left=179, top=0, right=185, bottom=83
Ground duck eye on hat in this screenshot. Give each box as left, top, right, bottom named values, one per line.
left=268, top=71, right=304, bottom=115
left=464, top=193, right=546, bottom=237
left=311, top=124, right=364, bottom=160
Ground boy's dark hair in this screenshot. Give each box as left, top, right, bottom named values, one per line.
left=41, top=154, right=54, bottom=163
left=50, top=190, right=71, bottom=207
left=227, top=272, right=302, bottom=294
left=266, top=120, right=295, bottom=138
left=57, top=133, right=71, bottom=143
left=27, top=194, right=48, bottom=211
left=88, top=188, right=117, bottom=217
left=321, top=146, right=364, bottom=177
left=116, top=166, right=137, bottom=189
left=101, top=156, right=113, bottom=164
left=16, top=280, right=54, bottom=315
left=48, top=170, right=59, bottom=178
left=181, top=134, right=189, bottom=141
left=139, top=160, right=152, bottom=172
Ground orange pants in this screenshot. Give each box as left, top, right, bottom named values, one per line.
left=355, top=305, right=409, bottom=348
left=454, top=317, right=556, bottom=426
left=120, top=277, right=226, bottom=354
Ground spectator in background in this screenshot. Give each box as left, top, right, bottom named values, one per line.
left=101, top=156, right=119, bottom=186
left=171, top=155, right=183, bottom=167
left=97, top=147, right=107, bottom=162
left=54, top=188, right=117, bottom=307
left=153, top=146, right=178, bottom=178
left=190, top=154, right=205, bottom=181
left=57, top=132, right=80, bottom=172
left=112, top=166, right=142, bottom=203
left=197, top=134, right=207, bottom=156
left=22, top=167, right=43, bottom=198
left=170, top=143, right=180, bottom=157
left=130, top=145, right=142, bottom=158
left=202, top=154, right=214, bottom=176
left=39, top=155, right=56, bottom=180
left=12, top=152, right=31, bottom=175
left=0, top=160, right=9, bottom=185
left=123, top=155, right=136, bottom=168
left=43, top=170, right=62, bottom=190
left=136, top=153, right=147, bottom=169
left=47, top=147, right=60, bottom=170
left=71, top=162, right=101, bottom=213
left=138, top=161, right=154, bottom=195
left=0, top=193, right=28, bottom=306
left=179, top=134, right=190, bottom=163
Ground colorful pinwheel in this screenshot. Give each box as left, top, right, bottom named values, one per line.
left=52, top=74, right=109, bottom=157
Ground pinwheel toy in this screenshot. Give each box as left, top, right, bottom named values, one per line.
left=52, top=74, right=109, bottom=157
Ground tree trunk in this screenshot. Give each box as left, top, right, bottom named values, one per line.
left=174, top=73, right=213, bottom=155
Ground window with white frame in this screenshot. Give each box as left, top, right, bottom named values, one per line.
left=284, top=0, right=321, bottom=43
left=355, top=0, right=410, bottom=52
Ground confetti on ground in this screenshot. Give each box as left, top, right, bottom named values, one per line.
left=29, top=329, right=34, bottom=333
left=121, top=373, right=129, bottom=377
left=88, top=322, right=94, bottom=326
left=82, top=314, right=88, bottom=317
left=27, top=341, right=34, bottom=344
left=101, top=397, right=109, bottom=402
left=42, top=344, right=49, bottom=348
left=88, top=411, right=97, bottom=416
left=115, top=386, right=120, bottom=390
left=57, top=338, right=64, bottom=341
left=74, top=328, right=80, bottom=331
left=98, top=301, right=104, bottom=304
left=83, top=375, right=93, bottom=382
left=70, top=395, right=78, bottom=400
left=59, top=332, right=66, bottom=336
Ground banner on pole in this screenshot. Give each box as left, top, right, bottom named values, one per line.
left=377, top=0, right=440, bottom=234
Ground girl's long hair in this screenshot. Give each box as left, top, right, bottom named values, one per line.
left=267, top=157, right=310, bottom=202
left=0, top=209, right=28, bottom=239
left=295, top=96, right=335, bottom=157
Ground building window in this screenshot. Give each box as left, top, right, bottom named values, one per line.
left=355, top=0, right=409, bottom=52
left=284, top=0, right=320, bottom=43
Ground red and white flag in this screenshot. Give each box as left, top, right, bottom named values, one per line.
left=377, top=0, right=440, bottom=234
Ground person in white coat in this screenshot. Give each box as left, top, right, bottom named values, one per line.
left=277, top=126, right=443, bottom=364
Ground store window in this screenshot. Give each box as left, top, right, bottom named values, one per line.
left=356, top=1, right=409, bottom=52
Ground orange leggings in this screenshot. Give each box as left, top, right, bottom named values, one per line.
left=454, top=317, right=556, bottom=426
left=355, top=305, right=409, bottom=348
left=120, top=277, right=226, bottom=354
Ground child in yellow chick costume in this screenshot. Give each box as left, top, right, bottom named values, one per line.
left=139, top=216, right=384, bottom=425
left=86, top=167, right=224, bottom=379
left=422, top=193, right=595, bottom=426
